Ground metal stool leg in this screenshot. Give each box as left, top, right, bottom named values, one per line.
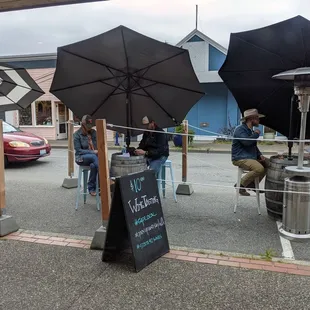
left=95, top=173, right=100, bottom=211
left=169, top=162, right=177, bottom=203
left=234, top=168, right=242, bottom=213
left=254, top=177, right=261, bottom=215
left=75, top=166, right=83, bottom=210
left=162, top=164, right=166, bottom=198
left=83, top=169, right=88, bottom=204
left=157, top=166, right=162, bottom=194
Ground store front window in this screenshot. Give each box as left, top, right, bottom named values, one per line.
left=19, top=105, right=32, bottom=125
left=35, top=101, right=52, bottom=125
left=73, top=114, right=81, bottom=125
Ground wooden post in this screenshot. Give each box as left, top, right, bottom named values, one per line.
left=96, top=119, right=111, bottom=221
left=182, top=120, right=188, bottom=183
left=68, top=120, right=74, bottom=178
left=0, top=119, right=5, bottom=217
left=176, top=119, right=193, bottom=195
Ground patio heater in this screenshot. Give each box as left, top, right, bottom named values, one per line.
left=272, top=68, right=310, bottom=241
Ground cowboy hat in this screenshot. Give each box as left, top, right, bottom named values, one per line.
left=240, top=109, right=265, bottom=121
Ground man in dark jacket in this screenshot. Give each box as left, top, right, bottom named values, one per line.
left=232, top=109, right=269, bottom=196
left=134, top=116, right=169, bottom=177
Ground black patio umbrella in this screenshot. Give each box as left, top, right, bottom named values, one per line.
left=50, top=25, right=204, bottom=146
left=218, top=15, right=310, bottom=140
left=0, top=63, right=44, bottom=112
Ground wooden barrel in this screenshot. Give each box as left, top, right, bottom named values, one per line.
left=265, top=155, right=310, bottom=220
left=110, top=153, right=147, bottom=177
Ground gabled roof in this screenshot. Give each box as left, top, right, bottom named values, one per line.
left=0, top=53, right=57, bottom=62
left=176, top=29, right=227, bottom=55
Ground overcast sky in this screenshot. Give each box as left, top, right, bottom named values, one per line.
left=0, top=0, right=309, bottom=56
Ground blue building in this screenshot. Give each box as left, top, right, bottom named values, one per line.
left=173, top=29, right=269, bottom=140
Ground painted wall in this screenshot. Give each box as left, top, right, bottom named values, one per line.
left=209, top=45, right=226, bottom=71
left=185, top=83, right=238, bottom=136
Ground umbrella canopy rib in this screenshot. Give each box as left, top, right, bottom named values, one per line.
left=61, top=49, right=126, bottom=75
left=51, top=76, right=124, bottom=92
left=131, top=76, right=178, bottom=123
left=90, top=76, right=128, bottom=116
left=134, top=50, right=186, bottom=75
left=0, top=91, right=23, bottom=109
left=135, top=76, right=204, bottom=94
left=234, top=36, right=300, bottom=67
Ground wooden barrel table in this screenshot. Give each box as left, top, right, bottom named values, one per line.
left=110, top=153, right=147, bottom=178
left=265, top=155, right=310, bottom=220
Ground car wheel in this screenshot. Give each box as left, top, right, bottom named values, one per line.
left=4, top=156, right=8, bottom=168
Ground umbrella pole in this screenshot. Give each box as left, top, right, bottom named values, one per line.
left=126, top=96, right=131, bottom=149
left=297, top=93, right=310, bottom=169
left=288, top=94, right=298, bottom=160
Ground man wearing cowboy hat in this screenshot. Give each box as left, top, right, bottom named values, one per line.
left=232, top=109, right=269, bottom=196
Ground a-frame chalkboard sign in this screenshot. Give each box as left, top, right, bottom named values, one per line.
left=102, top=169, right=170, bottom=272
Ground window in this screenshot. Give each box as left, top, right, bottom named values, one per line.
left=3, top=121, right=21, bottom=133
left=19, top=105, right=32, bottom=125
left=73, top=114, right=81, bottom=125
left=35, top=101, right=52, bottom=125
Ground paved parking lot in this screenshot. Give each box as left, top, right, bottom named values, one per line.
left=4, top=149, right=310, bottom=262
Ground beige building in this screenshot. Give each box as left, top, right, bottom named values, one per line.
left=0, top=53, right=114, bottom=142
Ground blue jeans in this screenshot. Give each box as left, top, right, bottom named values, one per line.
left=76, top=154, right=98, bottom=192
left=148, top=156, right=168, bottom=178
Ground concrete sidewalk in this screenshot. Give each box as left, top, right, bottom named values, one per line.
left=1, top=239, right=310, bottom=310
left=49, top=139, right=294, bottom=155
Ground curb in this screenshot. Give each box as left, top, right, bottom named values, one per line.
left=1, top=230, right=310, bottom=277
left=50, top=144, right=278, bottom=155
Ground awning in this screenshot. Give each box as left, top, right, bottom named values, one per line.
left=0, top=0, right=107, bottom=12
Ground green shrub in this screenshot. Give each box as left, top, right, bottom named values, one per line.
left=175, top=124, right=195, bottom=144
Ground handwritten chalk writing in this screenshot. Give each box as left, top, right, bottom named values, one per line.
left=130, top=176, right=145, bottom=193
left=136, top=234, right=163, bottom=250
left=135, top=217, right=165, bottom=238
left=128, top=195, right=159, bottom=214
left=134, top=212, right=157, bottom=226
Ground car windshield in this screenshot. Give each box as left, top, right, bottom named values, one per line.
left=2, top=122, right=21, bottom=133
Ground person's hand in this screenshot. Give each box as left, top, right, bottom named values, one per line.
left=94, top=150, right=98, bottom=155
left=254, top=129, right=261, bottom=135
left=135, top=149, right=146, bottom=155
left=260, top=155, right=265, bottom=161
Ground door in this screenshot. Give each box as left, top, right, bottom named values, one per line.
left=56, top=102, right=68, bottom=139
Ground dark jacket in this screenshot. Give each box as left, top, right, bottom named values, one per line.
left=73, top=128, right=97, bottom=162
left=138, top=126, right=169, bottom=160
left=231, top=123, right=262, bottom=161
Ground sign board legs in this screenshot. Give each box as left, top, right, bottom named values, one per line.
left=0, top=120, right=19, bottom=236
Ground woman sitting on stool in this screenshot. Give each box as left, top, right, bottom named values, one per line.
left=74, top=115, right=98, bottom=196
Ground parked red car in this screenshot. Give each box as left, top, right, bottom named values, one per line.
left=3, top=121, right=51, bottom=167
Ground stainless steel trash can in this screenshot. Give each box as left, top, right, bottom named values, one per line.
left=282, top=176, right=310, bottom=238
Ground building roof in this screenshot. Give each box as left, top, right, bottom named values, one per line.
left=0, top=53, right=57, bottom=63
left=176, top=29, right=227, bottom=55
left=0, top=0, right=108, bottom=13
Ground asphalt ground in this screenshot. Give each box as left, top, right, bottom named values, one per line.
left=1, top=240, right=310, bottom=310
left=4, top=149, right=310, bottom=262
